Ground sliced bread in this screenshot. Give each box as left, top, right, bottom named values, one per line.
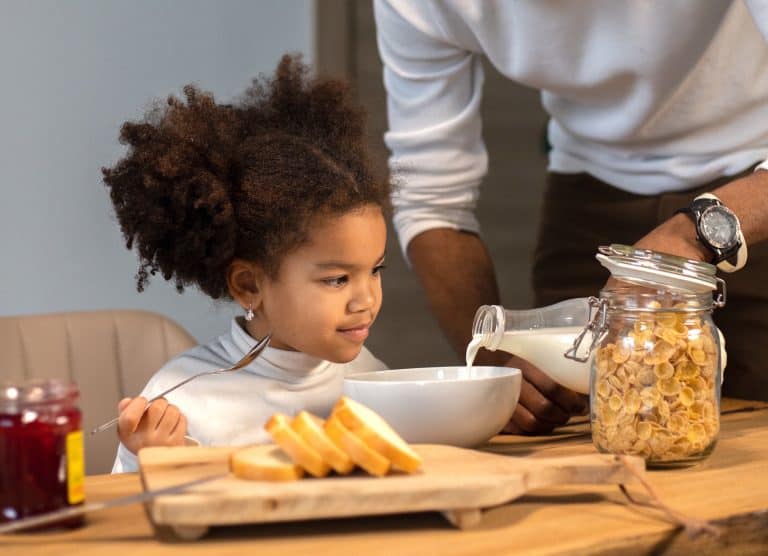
left=332, top=397, right=423, bottom=473
left=265, top=413, right=331, bottom=478
left=230, top=445, right=304, bottom=481
left=324, top=414, right=390, bottom=477
left=291, top=411, right=355, bottom=474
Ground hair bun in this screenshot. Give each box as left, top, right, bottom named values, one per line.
left=103, top=86, right=241, bottom=298
left=241, top=54, right=367, bottom=169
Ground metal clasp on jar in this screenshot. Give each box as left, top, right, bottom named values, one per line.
left=564, top=296, right=608, bottom=363
left=714, top=277, right=726, bottom=308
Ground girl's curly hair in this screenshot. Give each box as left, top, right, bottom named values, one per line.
left=102, top=54, right=390, bottom=299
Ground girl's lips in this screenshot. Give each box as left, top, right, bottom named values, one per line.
left=338, top=325, right=370, bottom=342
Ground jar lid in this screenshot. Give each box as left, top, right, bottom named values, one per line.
left=0, top=378, right=79, bottom=414
left=596, top=244, right=719, bottom=293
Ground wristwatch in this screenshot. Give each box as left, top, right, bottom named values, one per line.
left=675, top=193, right=747, bottom=272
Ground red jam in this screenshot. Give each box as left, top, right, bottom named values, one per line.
left=0, top=379, right=85, bottom=529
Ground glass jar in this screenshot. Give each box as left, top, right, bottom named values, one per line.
left=572, top=245, right=726, bottom=467
left=0, top=378, right=85, bottom=528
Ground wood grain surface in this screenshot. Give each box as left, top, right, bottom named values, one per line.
left=1, top=399, right=766, bottom=555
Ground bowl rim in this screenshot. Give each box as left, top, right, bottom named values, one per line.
left=343, top=365, right=521, bottom=385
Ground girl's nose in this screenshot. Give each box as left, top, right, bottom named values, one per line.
left=348, top=279, right=378, bottom=313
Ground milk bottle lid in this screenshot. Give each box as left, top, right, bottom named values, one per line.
left=595, top=244, right=721, bottom=294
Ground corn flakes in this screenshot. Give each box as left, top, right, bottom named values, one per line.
left=689, top=348, right=707, bottom=366
left=654, top=361, right=674, bottom=379
left=678, top=386, right=695, bottom=406
left=636, top=420, right=653, bottom=440
left=675, top=360, right=699, bottom=380
left=643, top=340, right=676, bottom=365
left=591, top=307, right=719, bottom=464
left=658, top=377, right=682, bottom=396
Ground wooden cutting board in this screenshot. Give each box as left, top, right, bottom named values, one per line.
left=138, top=444, right=644, bottom=540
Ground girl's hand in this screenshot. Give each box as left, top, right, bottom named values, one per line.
left=116, top=396, right=188, bottom=455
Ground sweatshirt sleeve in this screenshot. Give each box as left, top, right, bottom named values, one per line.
left=111, top=441, right=138, bottom=474
left=374, top=0, right=488, bottom=260
left=736, top=2, right=768, bottom=172
left=746, top=1, right=768, bottom=174
left=745, top=0, right=768, bottom=43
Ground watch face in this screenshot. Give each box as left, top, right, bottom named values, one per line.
left=700, top=206, right=739, bottom=249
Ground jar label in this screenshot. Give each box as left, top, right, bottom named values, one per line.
left=66, top=430, right=85, bottom=504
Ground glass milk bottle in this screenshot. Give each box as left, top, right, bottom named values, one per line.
left=468, top=297, right=594, bottom=394
left=572, top=244, right=726, bottom=467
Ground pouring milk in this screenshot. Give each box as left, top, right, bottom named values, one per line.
left=466, top=299, right=593, bottom=394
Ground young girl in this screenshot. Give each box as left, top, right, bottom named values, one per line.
left=102, top=55, right=390, bottom=473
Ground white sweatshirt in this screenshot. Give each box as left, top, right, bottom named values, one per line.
left=375, top=0, right=768, bottom=252
left=112, top=318, right=386, bottom=473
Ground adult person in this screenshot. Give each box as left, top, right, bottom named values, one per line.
left=374, top=0, right=768, bottom=433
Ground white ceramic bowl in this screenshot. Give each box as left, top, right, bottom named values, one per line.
left=342, top=366, right=521, bottom=448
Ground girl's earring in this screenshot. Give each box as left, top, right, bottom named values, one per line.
left=245, top=302, right=255, bottom=322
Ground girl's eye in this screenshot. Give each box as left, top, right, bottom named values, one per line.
left=372, top=264, right=386, bottom=276
left=323, top=275, right=348, bottom=287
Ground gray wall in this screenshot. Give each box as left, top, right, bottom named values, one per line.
left=0, top=1, right=313, bottom=344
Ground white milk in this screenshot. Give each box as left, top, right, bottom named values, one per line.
left=466, top=326, right=592, bottom=394
left=465, top=336, right=484, bottom=371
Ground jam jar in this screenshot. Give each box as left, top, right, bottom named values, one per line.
left=569, top=245, right=726, bottom=467
left=0, top=378, right=85, bottom=527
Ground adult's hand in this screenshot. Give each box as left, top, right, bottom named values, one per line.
left=408, top=228, right=589, bottom=434
left=500, top=354, right=589, bottom=434
left=633, top=212, right=709, bottom=263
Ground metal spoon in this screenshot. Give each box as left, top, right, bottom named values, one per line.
left=89, top=333, right=271, bottom=435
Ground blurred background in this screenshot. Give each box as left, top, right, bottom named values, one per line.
left=0, top=1, right=547, bottom=370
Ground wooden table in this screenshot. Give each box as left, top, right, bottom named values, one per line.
left=2, top=399, right=767, bottom=555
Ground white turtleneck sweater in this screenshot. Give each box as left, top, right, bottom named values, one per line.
left=375, top=0, right=768, bottom=253
left=112, top=319, right=386, bottom=473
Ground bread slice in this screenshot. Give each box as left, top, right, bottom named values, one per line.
left=324, top=414, right=390, bottom=477
left=291, top=411, right=355, bottom=475
left=332, top=397, right=423, bottom=473
left=230, top=446, right=304, bottom=481
left=265, top=413, right=331, bottom=478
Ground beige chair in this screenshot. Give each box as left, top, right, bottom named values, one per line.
left=0, top=309, right=197, bottom=475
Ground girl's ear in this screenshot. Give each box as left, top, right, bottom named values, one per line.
left=226, top=259, right=268, bottom=313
